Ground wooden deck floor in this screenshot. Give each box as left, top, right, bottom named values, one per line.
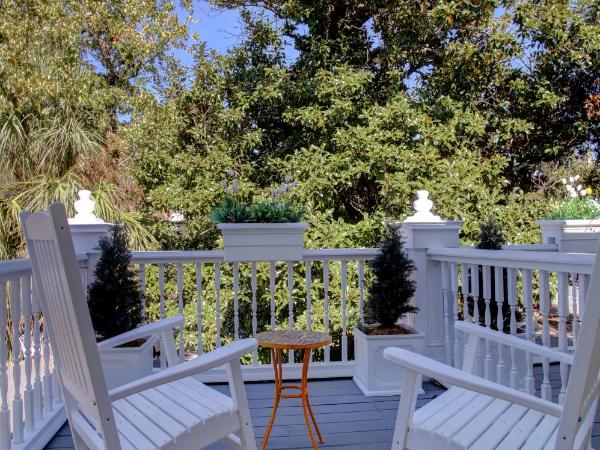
left=44, top=378, right=446, bottom=450
left=45, top=374, right=600, bottom=449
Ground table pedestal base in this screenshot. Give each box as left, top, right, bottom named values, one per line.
left=261, top=348, right=323, bottom=450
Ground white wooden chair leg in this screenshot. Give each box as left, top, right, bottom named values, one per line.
left=226, top=361, right=257, bottom=450
left=159, top=330, right=180, bottom=366
left=392, top=370, right=419, bottom=450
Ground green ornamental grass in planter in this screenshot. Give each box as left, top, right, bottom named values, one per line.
left=537, top=176, right=600, bottom=252
left=212, top=171, right=308, bottom=261
left=353, top=226, right=426, bottom=397
left=88, top=225, right=154, bottom=388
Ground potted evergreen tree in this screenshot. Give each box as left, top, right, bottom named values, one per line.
left=353, top=227, right=425, bottom=396
left=88, top=225, right=154, bottom=388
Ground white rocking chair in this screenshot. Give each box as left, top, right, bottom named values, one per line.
left=21, top=203, right=258, bottom=450
left=385, top=244, right=600, bottom=450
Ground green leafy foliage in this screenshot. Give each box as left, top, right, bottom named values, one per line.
left=87, top=225, right=144, bottom=340
left=476, top=220, right=506, bottom=250
left=364, top=227, right=417, bottom=329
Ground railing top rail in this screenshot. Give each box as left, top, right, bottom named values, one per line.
left=427, top=247, right=594, bottom=274
left=131, top=250, right=224, bottom=264
left=131, top=248, right=380, bottom=264
left=0, top=254, right=88, bottom=281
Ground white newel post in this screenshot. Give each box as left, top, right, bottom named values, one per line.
left=68, top=190, right=112, bottom=288
left=399, top=190, right=462, bottom=362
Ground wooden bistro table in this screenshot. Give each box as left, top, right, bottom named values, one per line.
left=256, top=330, right=331, bottom=450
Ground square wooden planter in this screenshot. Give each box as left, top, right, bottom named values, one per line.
left=353, top=325, right=426, bottom=397
left=99, top=337, right=155, bottom=389
left=217, top=222, right=308, bottom=261
left=537, top=219, right=600, bottom=253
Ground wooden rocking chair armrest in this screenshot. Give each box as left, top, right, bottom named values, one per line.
left=383, top=347, right=562, bottom=417
left=97, top=316, right=184, bottom=351
left=109, top=338, right=257, bottom=401
left=455, top=322, right=574, bottom=365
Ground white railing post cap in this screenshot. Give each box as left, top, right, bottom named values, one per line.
left=68, top=190, right=112, bottom=254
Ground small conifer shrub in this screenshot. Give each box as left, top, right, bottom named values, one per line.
left=363, top=226, right=418, bottom=331
left=87, top=225, right=144, bottom=341
left=476, top=220, right=505, bottom=250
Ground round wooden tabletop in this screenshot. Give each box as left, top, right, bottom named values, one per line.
left=256, top=330, right=331, bottom=350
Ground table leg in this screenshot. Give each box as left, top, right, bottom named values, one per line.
left=301, top=348, right=323, bottom=449
left=261, top=349, right=283, bottom=450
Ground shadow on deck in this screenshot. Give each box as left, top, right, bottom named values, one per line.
left=44, top=372, right=600, bottom=449
left=44, top=378, right=444, bottom=450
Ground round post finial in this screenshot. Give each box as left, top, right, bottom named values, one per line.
left=404, top=190, right=442, bottom=223
left=69, top=190, right=105, bottom=224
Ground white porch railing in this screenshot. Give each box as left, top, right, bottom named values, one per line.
left=128, top=249, right=378, bottom=381
left=2, top=242, right=597, bottom=448
left=0, top=256, right=87, bottom=450
left=429, top=247, right=595, bottom=404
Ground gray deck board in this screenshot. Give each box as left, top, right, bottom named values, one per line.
left=44, top=376, right=600, bottom=449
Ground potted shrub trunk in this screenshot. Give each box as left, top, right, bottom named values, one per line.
left=88, top=225, right=154, bottom=389
left=212, top=174, right=307, bottom=261
left=353, top=227, right=425, bottom=397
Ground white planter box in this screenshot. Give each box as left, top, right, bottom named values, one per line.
left=217, top=222, right=308, bottom=261
left=99, top=337, right=155, bottom=389
left=537, top=219, right=600, bottom=253
left=353, top=325, right=426, bottom=397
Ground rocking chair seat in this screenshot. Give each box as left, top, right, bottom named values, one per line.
left=111, top=378, right=236, bottom=450
left=409, top=387, right=565, bottom=450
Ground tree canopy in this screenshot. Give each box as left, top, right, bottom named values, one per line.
left=1, top=0, right=599, bottom=258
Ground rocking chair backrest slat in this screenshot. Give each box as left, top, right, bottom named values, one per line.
left=556, top=241, right=600, bottom=450
left=21, top=204, right=121, bottom=449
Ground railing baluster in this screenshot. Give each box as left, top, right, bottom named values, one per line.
left=539, top=270, right=552, bottom=401
left=215, top=263, right=222, bottom=348
left=269, top=262, right=276, bottom=331
left=31, top=280, right=43, bottom=422
left=494, top=266, right=506, bottom=385
left=482, top=265, right=493, bottom=380
left=158, top=263, right=166, bottom=367
left=358, top=260, right=365, bottom=324
left=177, top=264, right=185, bottom=363
left=570, top=272, right=579, bottom=342
left=450, top=263, right=460, bottom=368
left=471, top=264, right=480, bottom=325
left=195, top=263, right=203, bottom=355
left=471, top=264, right=482, bottom=376
left=0, top=282, right=10, bottom=449
left=22, top=275, right=34, bottom=431
left=461, top=263, right=469, bottom=322
left=287, top=262, right=295, bottom=363
left=232, top=262, right=239, bottom=341
left=251, top=263, right=258, bottom=365
left=305, top=261, right=312, bottom=331
left=522, top=269, right=535, bottom=394
left=507, top=268, right=518, bottom=390
left=42, top=290, right=53, bottom=414
left=11, top=277, right=23, bottom=443
left=139, top=264, right=146, bottom=319
left=460, top=263, right=470, bottom=367
left=558, top=271, right=569, bottom=404
left=323, top=261, right=330, bottom=363
left=579, top=272, right=589, bottom=322
left=341, top=260, right=348, bottom=363
left=441, top=262, right=451, bottom=366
